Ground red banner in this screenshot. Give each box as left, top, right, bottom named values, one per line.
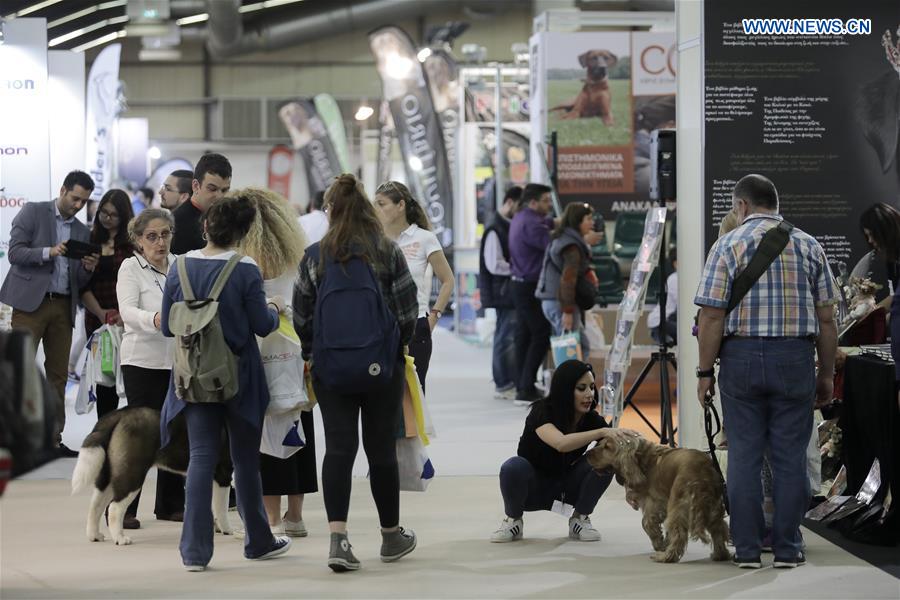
left=267, top=144, right=294, bottom=199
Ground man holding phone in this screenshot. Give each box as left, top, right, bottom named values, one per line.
left=0, top=170, right=100, bottom=456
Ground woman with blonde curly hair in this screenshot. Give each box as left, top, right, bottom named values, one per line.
left=234, top=187, right=317, bottom=539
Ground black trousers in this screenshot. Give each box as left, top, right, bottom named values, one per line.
left=511, top=280, right=551, bottom=395
left=121, top=365, right=186, bottom=518
left=407, top=316, right=433, bottom=391
left=313, top=361, right=404, bottom=528
left=95, top=384, right=121, bottom=418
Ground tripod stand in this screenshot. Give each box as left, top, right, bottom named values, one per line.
left=621, top=130, right=677, bottom=447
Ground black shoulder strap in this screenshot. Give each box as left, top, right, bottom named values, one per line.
left=726, top=220, right=793, bottom=314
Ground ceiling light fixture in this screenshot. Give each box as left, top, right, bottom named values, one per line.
left=355, top=105, right=374, bottom=121
left=48, top=1, right=127, bottom=29
left=240, top=0, right=305, bottom=14
left=7, top=0, right=64, bottom=18
left=176, top=13, right=209, bottom=26
left=72, top=29, right=125, bottom=53
left=49, top=15, right=128, bottom=47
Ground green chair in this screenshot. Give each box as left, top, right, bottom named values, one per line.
left=593, top=257, right=625, bottom=307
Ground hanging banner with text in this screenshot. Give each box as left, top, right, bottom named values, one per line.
left=84, top=43, right=122, bottom=203
left=370, top=25, right=454, bottom=249
left=0, top=18, right=51, bottom=284
left=530, top=31, right=676, bottom=219
left=279, top=99, right=342, bottom=199
left=704, top=1, right=900, bottom=274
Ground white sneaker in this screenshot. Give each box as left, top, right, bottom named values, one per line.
left=569, top=515, right=601, bottom=541
left=490, top=517, right=523, bottom=542
left=283, top=515, right=308, bottom=537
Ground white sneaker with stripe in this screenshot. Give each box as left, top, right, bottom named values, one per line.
left=568, top=515, right=601, bottom=541
left=490, top=517, right=523, bottom=542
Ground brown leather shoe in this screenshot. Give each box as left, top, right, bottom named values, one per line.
left=123, top=516, right=141, bottom=529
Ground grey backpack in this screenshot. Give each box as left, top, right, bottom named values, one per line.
left=168, top=254, right=241, bottom=404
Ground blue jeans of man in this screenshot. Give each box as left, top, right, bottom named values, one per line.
left=541, top=300, right=590, bottom=359
left=492, top=308, right=519, bottom=390
left=718, top=337, right=814, bottom=560
left=498, top=455, right=612, bottom=519
left=181, top=403, right=275, bottom=567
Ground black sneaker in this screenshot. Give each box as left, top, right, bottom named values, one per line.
left=328, top=532, right=360, bottom=572
left=57, top=444, right=79, bottom=458
left=247, top=535, right=291, bottom=560
left=513, top=389, right=542, bottom=407
left=773, top=552, right=806, bottom=568
left=732, top=555, right=762, bottom=569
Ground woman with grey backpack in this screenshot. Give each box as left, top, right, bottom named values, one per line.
left=159, top=197, right=291, bottom=571
left=293, top=174, right=419, bottom=572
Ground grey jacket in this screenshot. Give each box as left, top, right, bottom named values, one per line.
left=535, top=228, right=591, bottom=301
left=0, top=200, right=92, bottom=322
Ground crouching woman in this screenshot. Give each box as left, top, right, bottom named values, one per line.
left=491, top=359, right=637, bottom=542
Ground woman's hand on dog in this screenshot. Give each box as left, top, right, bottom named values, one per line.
left=601, top=428, right=641, bottom=444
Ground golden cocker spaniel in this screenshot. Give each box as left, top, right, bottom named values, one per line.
left=586, top=436, right=730, bottom=563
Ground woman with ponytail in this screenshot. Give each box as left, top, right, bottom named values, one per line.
left=293, top=174, right=420, bottom=572
left=374, top=180, right=455, bottom=389
left=160, top=196, right=291, bottom=571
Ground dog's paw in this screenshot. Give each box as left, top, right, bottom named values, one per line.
left=710, top=549, right=731, bottom=562
left=651, top=551, right=680, bottom=563
left=88, top=532, right=105, bottom=542
left=215, top=519, right=233, bottom=535
left=114, top=535, right=133, bottom=546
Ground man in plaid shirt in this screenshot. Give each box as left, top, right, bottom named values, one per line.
left=695, top=174, right=838, bottom=570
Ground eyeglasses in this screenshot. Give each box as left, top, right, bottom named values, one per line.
left=98, top=209, right=120, bottom=221
left=143, top=231, right=172, bottom=244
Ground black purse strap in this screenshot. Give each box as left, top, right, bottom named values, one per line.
left=726, top=220, right=793, bottom=314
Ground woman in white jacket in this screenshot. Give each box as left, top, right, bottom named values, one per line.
left=116, top=208, right=183, bottom=524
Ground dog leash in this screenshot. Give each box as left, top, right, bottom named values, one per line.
left=703, top=392, right=730, bottom=515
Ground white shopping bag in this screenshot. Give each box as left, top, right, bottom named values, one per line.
left=74, top=333, right=98, bottom=415
left=396, top=436, right=435, bottom=492
left=259, top=317, right=310, bottom=415
left=259, top=409, right=305, bottom=459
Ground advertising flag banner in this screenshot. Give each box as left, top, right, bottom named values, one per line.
left=84, top=44, right=123, bottom=203
left=267, top=144, right=295, bottom=199
left=313, top=94, right=351, bottom=173
left=376, top=99, right=395, bottom=185
left=369, top=26, right=454, bottom=249
left=424, top=49, right=462, bottom=192
left=279, top=99, right=342, bottom=198
left=0, top=18, right=51, bottom=283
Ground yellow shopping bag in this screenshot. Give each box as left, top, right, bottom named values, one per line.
left=404, top=355, right=430, bottom=446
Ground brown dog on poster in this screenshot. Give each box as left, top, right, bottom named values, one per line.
left=586, top=435, right=731, bottom=563
left=549, top=49, right=618, bottom=125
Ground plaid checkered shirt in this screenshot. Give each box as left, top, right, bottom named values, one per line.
left=694, top=213, right=839, bottom=337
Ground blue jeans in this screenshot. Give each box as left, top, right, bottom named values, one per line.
left=541, top=300, right=590, bottom=359
left=718, top=337, right=814, bottom=560
left=181, top=403, right=275, bottom=567
left=498, top=455, right=612, bottom=519
left=492, top=308, right=518, bottom=390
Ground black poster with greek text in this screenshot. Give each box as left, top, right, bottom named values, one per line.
left=704, top=0, right=900, bottom=281
left=278, top=99, right=342, bottom=198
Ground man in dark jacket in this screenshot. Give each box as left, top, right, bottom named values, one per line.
left=479, top=186, right=522, bottom=399
left=508, top=183, right=554, bottom=405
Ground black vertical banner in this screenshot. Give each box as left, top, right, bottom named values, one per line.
left=369, top=26, right=454, bottom=249
left=704, top=1, right=900, bottom=276
left=278, top=99, right=343, bottom=198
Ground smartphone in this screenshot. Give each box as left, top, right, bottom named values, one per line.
left=64, top=239, right=101, bottom=260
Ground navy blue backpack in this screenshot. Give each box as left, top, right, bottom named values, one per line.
left=307, top=243, right=401, bottom=393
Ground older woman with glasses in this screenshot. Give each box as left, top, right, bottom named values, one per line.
left=115, top=208, right=184, bottom=526
left=79, top=189, right=134, bottom=416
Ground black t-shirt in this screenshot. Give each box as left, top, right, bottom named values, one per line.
left=516, top=400, right=608, bottom=477
left=170, top=200, right=205, bottom=256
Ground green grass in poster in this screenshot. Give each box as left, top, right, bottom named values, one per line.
left=547, top=79, right=632, bottom=147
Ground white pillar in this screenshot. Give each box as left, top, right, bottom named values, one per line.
left=675, top=0, right=705, bottom=450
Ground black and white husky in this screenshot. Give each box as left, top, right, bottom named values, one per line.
left=71, top=407, right=233, bottom=545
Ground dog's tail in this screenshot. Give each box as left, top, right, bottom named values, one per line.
left=71, top=410, right=128, bottom=495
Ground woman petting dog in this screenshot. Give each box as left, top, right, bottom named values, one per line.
left=491, top=359, right=638, bottom=542
left=160, top=197, right=291, bottom=571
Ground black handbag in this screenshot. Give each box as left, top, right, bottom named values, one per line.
left=575, top=273, right=598, bottom=311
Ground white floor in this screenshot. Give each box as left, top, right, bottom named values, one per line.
left=4, top=328, right=899, bottom=598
